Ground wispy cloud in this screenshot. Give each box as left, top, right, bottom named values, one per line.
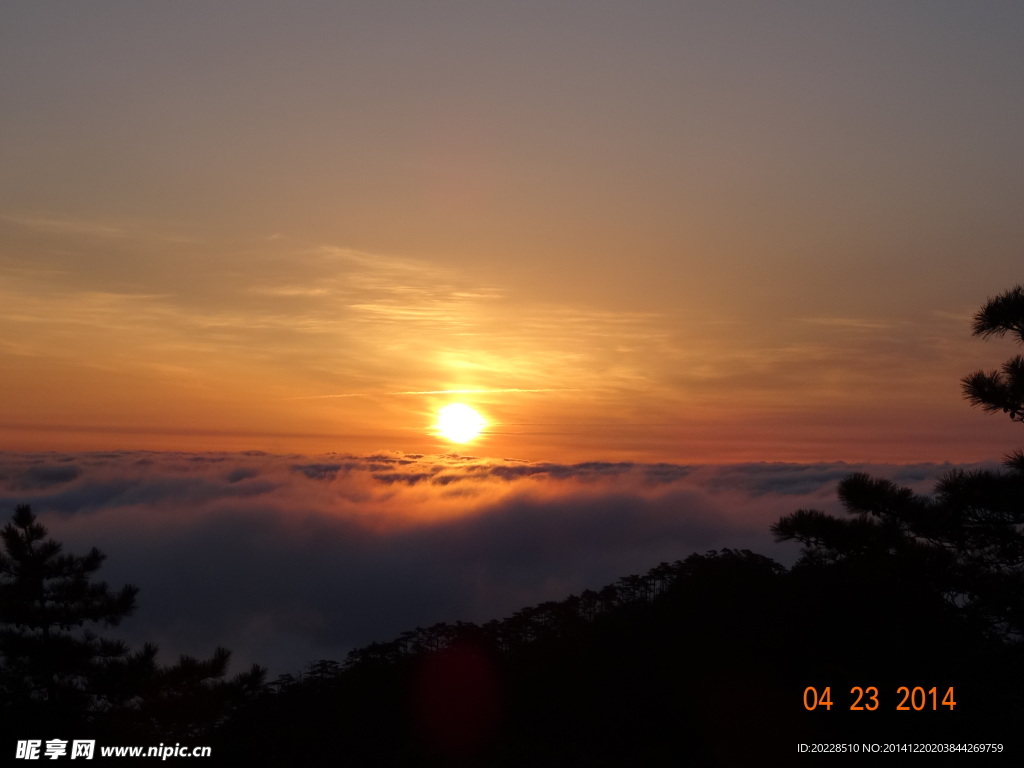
left=2, top=213, right=128, bottom=238
left=285, top=388, right=581, bottom=400
left=799, top=316, right=893, bottom=330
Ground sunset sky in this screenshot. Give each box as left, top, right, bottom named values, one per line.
left=3, top=2, right=1023, bottom=463
left=4, top=2, right=1024, bottom=679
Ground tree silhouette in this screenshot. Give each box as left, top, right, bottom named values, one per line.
left=772, top=289, right=1024, bottom=646
left=772, top=469, right=1024, bottom=641
left=962, top=284, right=1024, bottom=423
left=0, top=504, right=265, bottom=738
left=0, top=504, right=140, bottom=730
left=767, top=286, right=1024, bottom=748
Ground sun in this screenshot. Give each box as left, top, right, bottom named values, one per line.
left=435, top=403, right=487, bottom=443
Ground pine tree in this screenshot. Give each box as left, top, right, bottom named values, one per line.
left=962, top=284, right=1024, bottom=422
left=0, top=504, right=265, bottom=737
left=772, top=286, right=1024, bottom=643
left=0, top=504, right=139, bottom=730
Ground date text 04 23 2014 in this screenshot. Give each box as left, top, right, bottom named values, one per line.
left=803, top=686, right=956, bottom=712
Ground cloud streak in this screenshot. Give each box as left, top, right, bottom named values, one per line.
left=286, top=388, right=581, bottom=400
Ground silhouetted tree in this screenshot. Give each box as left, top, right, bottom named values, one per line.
left=773, top=286, right=1024, bottom=645
left=0, top=504, right=141, bottom=731
left=773, top=470, right=1024, bottom=639
left=963, top=284, right=1024, bottom=422
left=0, top=505, right=265, bottom=738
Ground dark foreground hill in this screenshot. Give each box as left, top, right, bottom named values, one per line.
left=213, top=548, right=1022, bottom=766
left=3, top=494, right=1021, bottom=765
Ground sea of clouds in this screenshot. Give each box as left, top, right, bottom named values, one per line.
left=0, top=451, right=983, bottom=675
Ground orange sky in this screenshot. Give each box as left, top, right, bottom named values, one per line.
left=2, top=3, right=1024, bottom=463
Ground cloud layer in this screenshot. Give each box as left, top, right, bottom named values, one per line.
left=0, top=451, right=984, bottom=674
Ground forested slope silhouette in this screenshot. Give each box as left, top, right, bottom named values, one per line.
left=216, top=541, right=1018, bottom=764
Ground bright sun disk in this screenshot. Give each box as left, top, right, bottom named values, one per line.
left=435, top=403, right=487, bottom=443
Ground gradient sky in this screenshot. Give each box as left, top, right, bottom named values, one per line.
left=3, top=2, right=1024, bottom=462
